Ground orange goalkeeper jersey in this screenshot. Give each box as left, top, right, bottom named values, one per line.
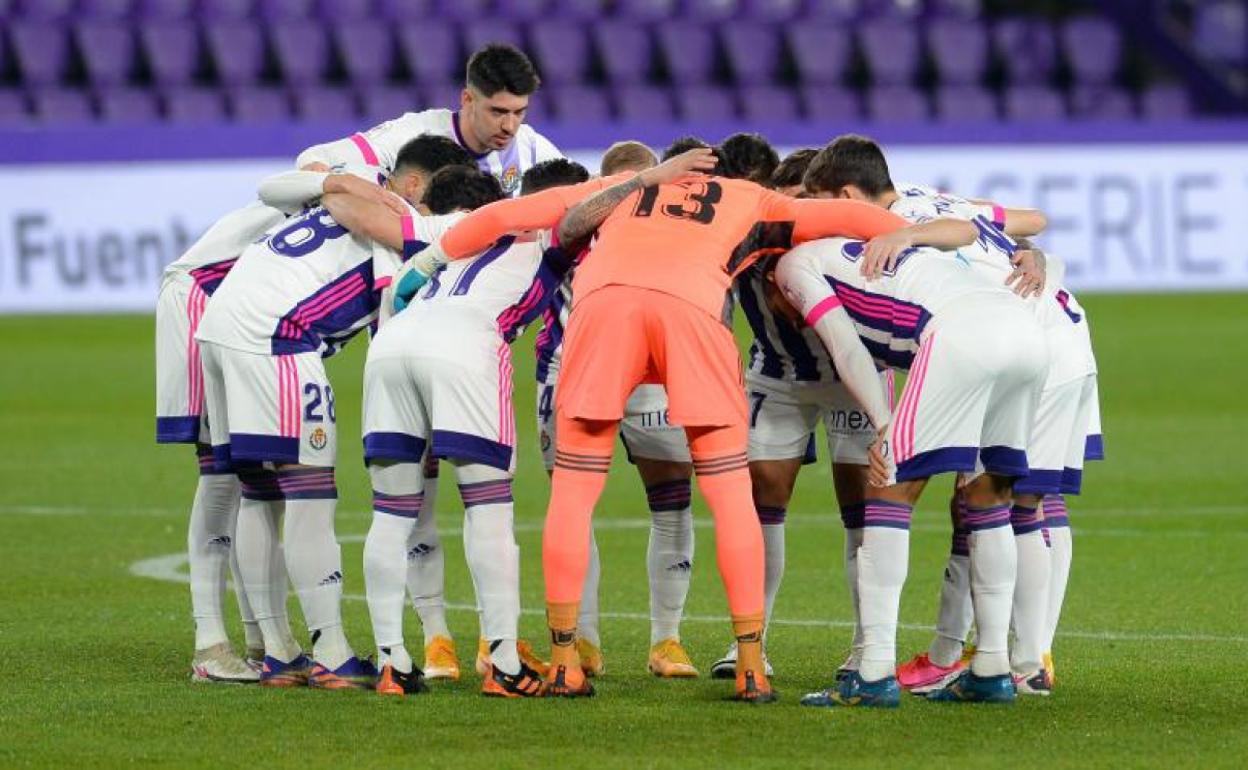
left=570, top=176, right=911, bottom=322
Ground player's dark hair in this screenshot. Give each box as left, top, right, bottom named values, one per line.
left=521, top=158, right=590, bottom=195
left=803, top=134, right=895, bottom=197
left=769, top=148, right=819, bottom=190
left=393, top=134, right=476, bottom=177
left=423, top=166, right=505, bottom=214
left=718, top=132, right=779, bottom=185
left=661, top=135, right=710, bottom=161
left=465, top=44, right=541, bottom=97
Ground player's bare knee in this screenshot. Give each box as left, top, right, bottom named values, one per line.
left=634, top=457, right=693, bottom=487
left=748, top=458, right=802, bottom=509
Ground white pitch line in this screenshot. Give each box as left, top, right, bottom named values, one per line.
left=128, top=552, right=1248, bottom=646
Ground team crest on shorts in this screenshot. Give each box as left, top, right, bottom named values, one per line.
left=309, top=427, right=328, bottom=450
left=499, top=165, right=520, bottom=194
left=540, top=430, right=551, bottom=453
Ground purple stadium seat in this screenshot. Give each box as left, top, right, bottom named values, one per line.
left=292, top=87, right=358, bottom=121
left=800, top=84, right=860, bottom=121
left=398, top=21, right=460, bottom=84
left=10, top=24, right=71, bottom=87
left=593, top=21, right=652, bottom=83
left=97, top=87, right=162, bottom=122
left=420, top=81, right=464, bottom=111
left=926, top=19, right=988, bottom=85
left=271, top=19, right=331, bottom=85
left=721, top=25, right=781, bottom=86
left=1194, top=1, right=1246, bottom=64
left=1060, top=16, right=1120, bottom=86
left=933, top=85, right=996, bottom=121
left=1069, top=85, right=1133, bottom=120
left=1003, top=84, right=1065, bottom=122
left=859, top=19, right=919, bottom=85
left=75, top=22, right=137, bottom=88
left=685, top=0, right=739, bottom=23
left=928, top=0, right=980, bottom=19
left=1140, top=83, right=1192, bottom=120
left=551, top=0, right=608, bottom=20
left=461, top=20, right=526, bottom=55
left=787, top=23, right=851, bottom=86
left=673, top=85, right=735, bottom=120
left=861, top=0, right=920, bottom=19
left=257, top=0, right=316, bottom=20
left=803, top=0, right=862, bottom=21
left=205, top=22, right=267, bottom=85
left=433, top=0, right=491, bottom=21
left=317, top=0, right=375, bottom=21
left=13, top=0, right=75, bottom=19
left=657, top=22, right=717, bottom=85
left=197, top=0, right=256, bottom=18
left=228, top=86, right=291, bottom=122
left=31, top=88, right=94, bottom=122
left=165, top=87, right=228, bottom=122
left=738, top=84, right=798, bottom=123
left=993, top=17, right=1057, bottom=86
left=499, top=0, right=552, bottom=22
left=0, top=90, right=30, bottom=123
left=140, top=0, right=198, bottom=18
left=742, top=0, right=801, bottom=23
left=614, top=85, right=672, bottom=121
left=360, top=86, right=417, bottom=122
left=615, top=0, right=678, bottom=22
left=867, top=85, right=928, bottom=122
left=531, top=21, right=591, bottom=85
left=79, top=0, right=137, bottom=19
left=334, top=22, right=395, bottom=85
left=140, top=21, right=200, bottom=86
left=547, top=86, right=611, bottom=124
left=377, top=0, right=434, bottom=18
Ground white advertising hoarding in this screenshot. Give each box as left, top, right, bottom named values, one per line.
left=0, top=143, right=1245, bottom=313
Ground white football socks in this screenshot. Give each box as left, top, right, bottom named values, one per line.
left=278, top=468, right=352, bottom=670
left=406, top=471, right=451, bottom=643
left=456, top=463, right=521, bottom=675
left=858, top=501, right=912, bottom=682
left=234, top=490, right=300, bottom=663
left=841, top=503, right=866, bottom=669
left=758, top=506, right=786, bottom=642
left=646, top=480, right=694, bottom=644
left=365, top=461, right=425, bottom=671
left=929, top=552, right=973, bottom=667
left=1043, top=495, right=1074, bottom=654
left=964, top=504, right=1017, bottom=677
left=1010, top=503, right=1051, bottom=675
left=578, top=532, right=602, bottom=647
left=188, top=473, right=241, bottom=650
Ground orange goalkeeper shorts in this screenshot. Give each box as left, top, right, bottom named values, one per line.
left=556, top=285, right=747, bottom=428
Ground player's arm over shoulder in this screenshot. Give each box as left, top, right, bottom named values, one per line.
left=966, top=197, right=1048, bottom=237
left=295, top=110, right=447, bottom=172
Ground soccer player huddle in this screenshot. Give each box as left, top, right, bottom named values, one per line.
left=155, top=44, right=1100, bottom=706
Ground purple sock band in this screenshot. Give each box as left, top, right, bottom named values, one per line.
left=951, top=526, right=970, bottom=557
left=276, top=467, right=338, bottom=500
left=963, top=504, right=1011, bottom=531
left=756, top=505, right=787, bottom=525
left=863, top=499, right=912, bottom=530
left=374, top=490, right=424, bottom=518
left=458, top=479, right=513, bottom=508
left=237, top=466, right=282, bottom=501
left=1044, top=494, right=1070, bottom=528
left=840, top=502, right=866, bottom=529
left=1011, top=504, right=1045, bottom=535
left=646, top=479, right=692, bottom=512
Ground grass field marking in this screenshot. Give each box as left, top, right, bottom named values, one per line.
left=127, top=551, right=1248, bottom=645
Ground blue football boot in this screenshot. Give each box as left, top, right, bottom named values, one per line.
left=800, top=671, right=901, bottom=709
left=926, top=670, right=1016, bottom=704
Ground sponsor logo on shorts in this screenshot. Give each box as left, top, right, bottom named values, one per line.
left=826, top=409, right=874, bottom=433
left=309, top=427, right=328, bottom=450
left=540, top=430, right=552, bottom=453
left=637, top=410, right=674, bottom=428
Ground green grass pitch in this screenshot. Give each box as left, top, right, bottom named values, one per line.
left=1, top=294, right=1246, bottom=769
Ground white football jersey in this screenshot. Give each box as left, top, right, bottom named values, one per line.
left=161, top=201, right=285, bottom=291
left=296, top=108, right=563, bottom=197
left=403, top=230, right=572, bottom=345
left=735, top=262, right=838, bottom=384
left=775, top=237, right=1015, bottom=371
left=195, top=206, right=443, bottom=357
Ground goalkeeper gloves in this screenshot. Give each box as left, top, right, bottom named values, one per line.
left=393, top=241, right=448, bottom=312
